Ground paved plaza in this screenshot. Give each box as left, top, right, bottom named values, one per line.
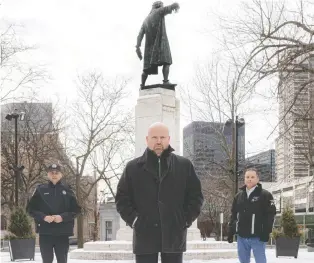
left=1, top=249, right=313, bottom=263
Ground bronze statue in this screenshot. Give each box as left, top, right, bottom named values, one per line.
left=136, top=1, right=180, bottom=88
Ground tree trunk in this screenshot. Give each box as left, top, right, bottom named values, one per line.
left=93, top=211, right=99, bottom=241
left=77, top=214, right=84, bottom=248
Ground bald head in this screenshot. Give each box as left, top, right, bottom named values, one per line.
left=146, top=122, right=170, bottom=156
left=148, top=122, right=169, bottom=135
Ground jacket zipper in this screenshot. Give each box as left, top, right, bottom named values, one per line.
left=251, top=214, right=255, bottom=234
left=158, top=158, right=161, bottom=180
left=157, top=157, right=163, bottom=246
left=236, top=213, right=239, bottom=232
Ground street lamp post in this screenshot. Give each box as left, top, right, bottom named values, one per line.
left=225, top=116, right=245, bottom=196
left=5, top=109, right=25, bottom=206
left=76, top=156, right=84, bottom=248
left=235, top=116, right=239, bottom=195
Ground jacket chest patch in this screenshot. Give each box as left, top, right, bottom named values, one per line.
left=251, top=196, right=260, bottom=202
left=41, top=188, right=64, bottom=197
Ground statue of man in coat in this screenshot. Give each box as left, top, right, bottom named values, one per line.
left=136, top=1, right=180, bottom=88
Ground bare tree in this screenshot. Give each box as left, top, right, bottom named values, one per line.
left=92, top=132, right=134, bottom=198
left=217, top=0, right=314, bottom=131
left=180, top=57, right=254, bottom=237
left=181, top=58, right=251, bottom=178
left=1, top=101, right=66, bottom=211
left=215, top=0, right=314, bottom=182
left=60, top=72, right=134, bottom=248
left=183, top=132, right=233, bottom=239
left=0, top=23, right=48, bottom=103
left=198, top=166, right=233, bottom=239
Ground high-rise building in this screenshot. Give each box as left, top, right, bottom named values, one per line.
left=183, top=121, right=245, bottom=178
left=246, top=149, right=276, bottom=182
left=275, top=56, right=314, bottom=183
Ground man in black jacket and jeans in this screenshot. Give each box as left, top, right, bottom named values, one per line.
left=227, top=168, right=276, bottom=263
left=27, top=164, right=81, bottom=263
left=115, top=122, right=203, bottom=263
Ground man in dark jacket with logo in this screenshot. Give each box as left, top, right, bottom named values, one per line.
left=115, top=122, right=203, bottom=263
left=227, top=168, right=276, bottom=263
left=27, top=164, right=81, bottom=263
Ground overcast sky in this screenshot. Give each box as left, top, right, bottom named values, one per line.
left=1, top=0, right=279, bottom=157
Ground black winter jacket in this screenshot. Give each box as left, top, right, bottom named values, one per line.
left=115, top=146, right=204, bottom=254
left=228, top=183, right=276, bottom=240
left=27, top=181, right=81, bottom=236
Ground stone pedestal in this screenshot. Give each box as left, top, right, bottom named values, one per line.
left=135, top=86, right=180, bottom=157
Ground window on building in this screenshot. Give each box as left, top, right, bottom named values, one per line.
left=295, top=207, right=306, bottom=213
left=105, top=221, right=113, bottom=241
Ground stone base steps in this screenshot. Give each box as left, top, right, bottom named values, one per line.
left=69, top=241, right=238, bottom=260
left=82, top=240, right=237, bottom=251
left=70, top=249, right=238, bottom=260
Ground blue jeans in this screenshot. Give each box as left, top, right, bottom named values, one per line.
left=237, top=236, right=266, bottom=263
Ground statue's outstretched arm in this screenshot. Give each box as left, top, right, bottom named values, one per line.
left=159, top=2, right=180, bottom=16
